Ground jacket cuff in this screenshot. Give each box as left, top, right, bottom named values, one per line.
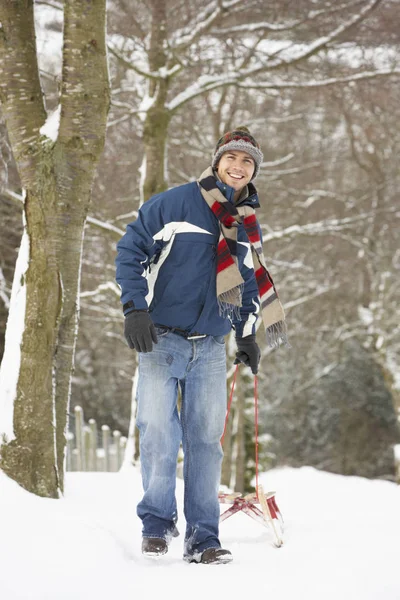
left=236, top=334, right=256, bottom=341
left=122, top=297, right=148, bottom=316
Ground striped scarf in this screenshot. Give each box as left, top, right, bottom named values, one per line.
left=198, top=167, right=288, bottom=349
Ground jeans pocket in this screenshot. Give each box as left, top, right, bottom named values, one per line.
left=211, top=335, right=225, bottom=347
left=155, top=326, right=170, bottom=338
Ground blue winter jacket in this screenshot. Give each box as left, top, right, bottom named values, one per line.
left=115, top=176, right=261, bottom=338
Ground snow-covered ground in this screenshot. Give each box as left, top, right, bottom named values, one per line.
left=0, top=466, right=399, bottom=600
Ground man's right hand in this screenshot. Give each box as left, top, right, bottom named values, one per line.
left=124, top=310, right=158, bottom=353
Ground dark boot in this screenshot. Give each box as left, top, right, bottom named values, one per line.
left=168, top=524, right=180, bottom=540
left=142, top=537, right=168, bottom=557
left=187, top=547, right=233, bottom=564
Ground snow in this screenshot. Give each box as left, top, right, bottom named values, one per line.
left=0, top=267, right=10, bottom=309
left=358, top=304, right=374, bottom=326
left=0, top=465, right=399, bottom=600
left=34, top=3, right=63, bottom=77
left=40, top=105, right=61, bottom=142
left=137, top=93, right=156, bottom=121
left=0, top=216, right=29, bottom=442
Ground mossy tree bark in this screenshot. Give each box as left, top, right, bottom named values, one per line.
left=0, top=0, right=110, bottom=497
left=52, top=0, right=110, bottom=492
left=142, top=0, right=171, bottom=198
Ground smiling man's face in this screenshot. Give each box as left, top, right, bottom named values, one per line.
left=216, top=150, right=255, bottom=196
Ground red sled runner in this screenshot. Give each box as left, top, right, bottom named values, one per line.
left=218, top=365, right=284, bottom=548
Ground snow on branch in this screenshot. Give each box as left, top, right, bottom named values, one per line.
left=172, top=0, right=242, bottom=51
left=3, top=188, right=24, bottom=205
left=211, top=0, right=366, bottom=34
left=262, top=152, right=295, bottom=168
left=259, top=0, right=384, bottom=71
left=238, top=69, right=400, bottom=90
left=78, top=302, right=123, bottom=320
left=108, top=44, right=182, bottom=81
left=260, top=161, right=320, bottom=178
left=172, top=5, right=222, bottom=50
left=85, top=216, right=125, bottom=237
left=0, top=267, right=10, bottom=309
left=107, top=45, right=159, bottom=80
left=284, top=284, right=342, bottom=311
left=167, top=0, right=384, bottom=111
left=80, top=282, right=120, bottom=299
left=261, top=210, right=392, bottom=243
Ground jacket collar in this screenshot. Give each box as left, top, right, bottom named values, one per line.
left=213, top=168, right=260, bottom=208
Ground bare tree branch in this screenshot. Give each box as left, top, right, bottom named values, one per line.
left=85, top=216, right=125, bottom=237
left=35, top=0, right=63, bottom=9
left=2, top=188, right=24, bottom=205
left=292, top=362, right=339, bottom=396
left=167, top=0, right=384, bottom=111
left=261, top=208, right=398, bottom=243
left=262, top=153, right=295, bottom=168
left=107, top=44, right=158, bottom=80
left=211, top=0, right=366, bottom=34
left=260, top=161, right=321, bottom=178
left=238, top=69, right=400, bottom=90
left=80, top=281, right=120, bottom=299
left=284, top=285, right=342, bottom=311
left=108, top=44, right=182, bottom=80
left=171, top=0, right=242, bottom=51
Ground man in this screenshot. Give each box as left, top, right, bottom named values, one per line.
left=115, top=126, right=287, bottom=565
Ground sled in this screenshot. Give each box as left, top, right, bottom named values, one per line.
left=218, top=366, right=284, bottom=547
left=218, top=485, right=284, bottom=548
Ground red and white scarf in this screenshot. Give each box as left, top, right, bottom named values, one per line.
left=198, top=167, right=288, bottom=349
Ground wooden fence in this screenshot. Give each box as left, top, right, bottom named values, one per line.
left=67, top=406, right=400, bottom=481
left=67, top=405, right=127, bottom=472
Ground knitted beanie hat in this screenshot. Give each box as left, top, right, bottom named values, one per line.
left=212, top=126, right=264, bottom=180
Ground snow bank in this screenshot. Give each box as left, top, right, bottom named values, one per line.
left=0, top=466, right=399, bottom=600
left=0, top=222, right=29, bottom=442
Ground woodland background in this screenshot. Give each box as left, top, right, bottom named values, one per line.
left=0, top=0, right=399, bottom=495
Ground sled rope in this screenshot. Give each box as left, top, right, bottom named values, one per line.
left=221, top=364, right=260, bottom=499
left=254, top=373, right=259, bottom=500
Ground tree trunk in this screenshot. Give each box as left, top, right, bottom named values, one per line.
left=142, top=93, right=171, bottom=199
left=142, top=0, right=171, bottom=199
left=52, top=0, right=110, bottom=492
left=0, top=0, right=61, bottom=497
left=0, top=0, right=110, bottom=497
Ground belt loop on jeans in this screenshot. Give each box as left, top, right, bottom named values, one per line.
left=156, top=324, right=207, bottom=340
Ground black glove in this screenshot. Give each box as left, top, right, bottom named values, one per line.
left=234, top=335, right=261, bottom=375
left=124, top=310, right=158, bottom=353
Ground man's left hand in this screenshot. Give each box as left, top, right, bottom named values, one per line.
left=234, top=335, right=261, bottom=375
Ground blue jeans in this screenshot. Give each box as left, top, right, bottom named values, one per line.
left=136, top=328, right=227, bottom=557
